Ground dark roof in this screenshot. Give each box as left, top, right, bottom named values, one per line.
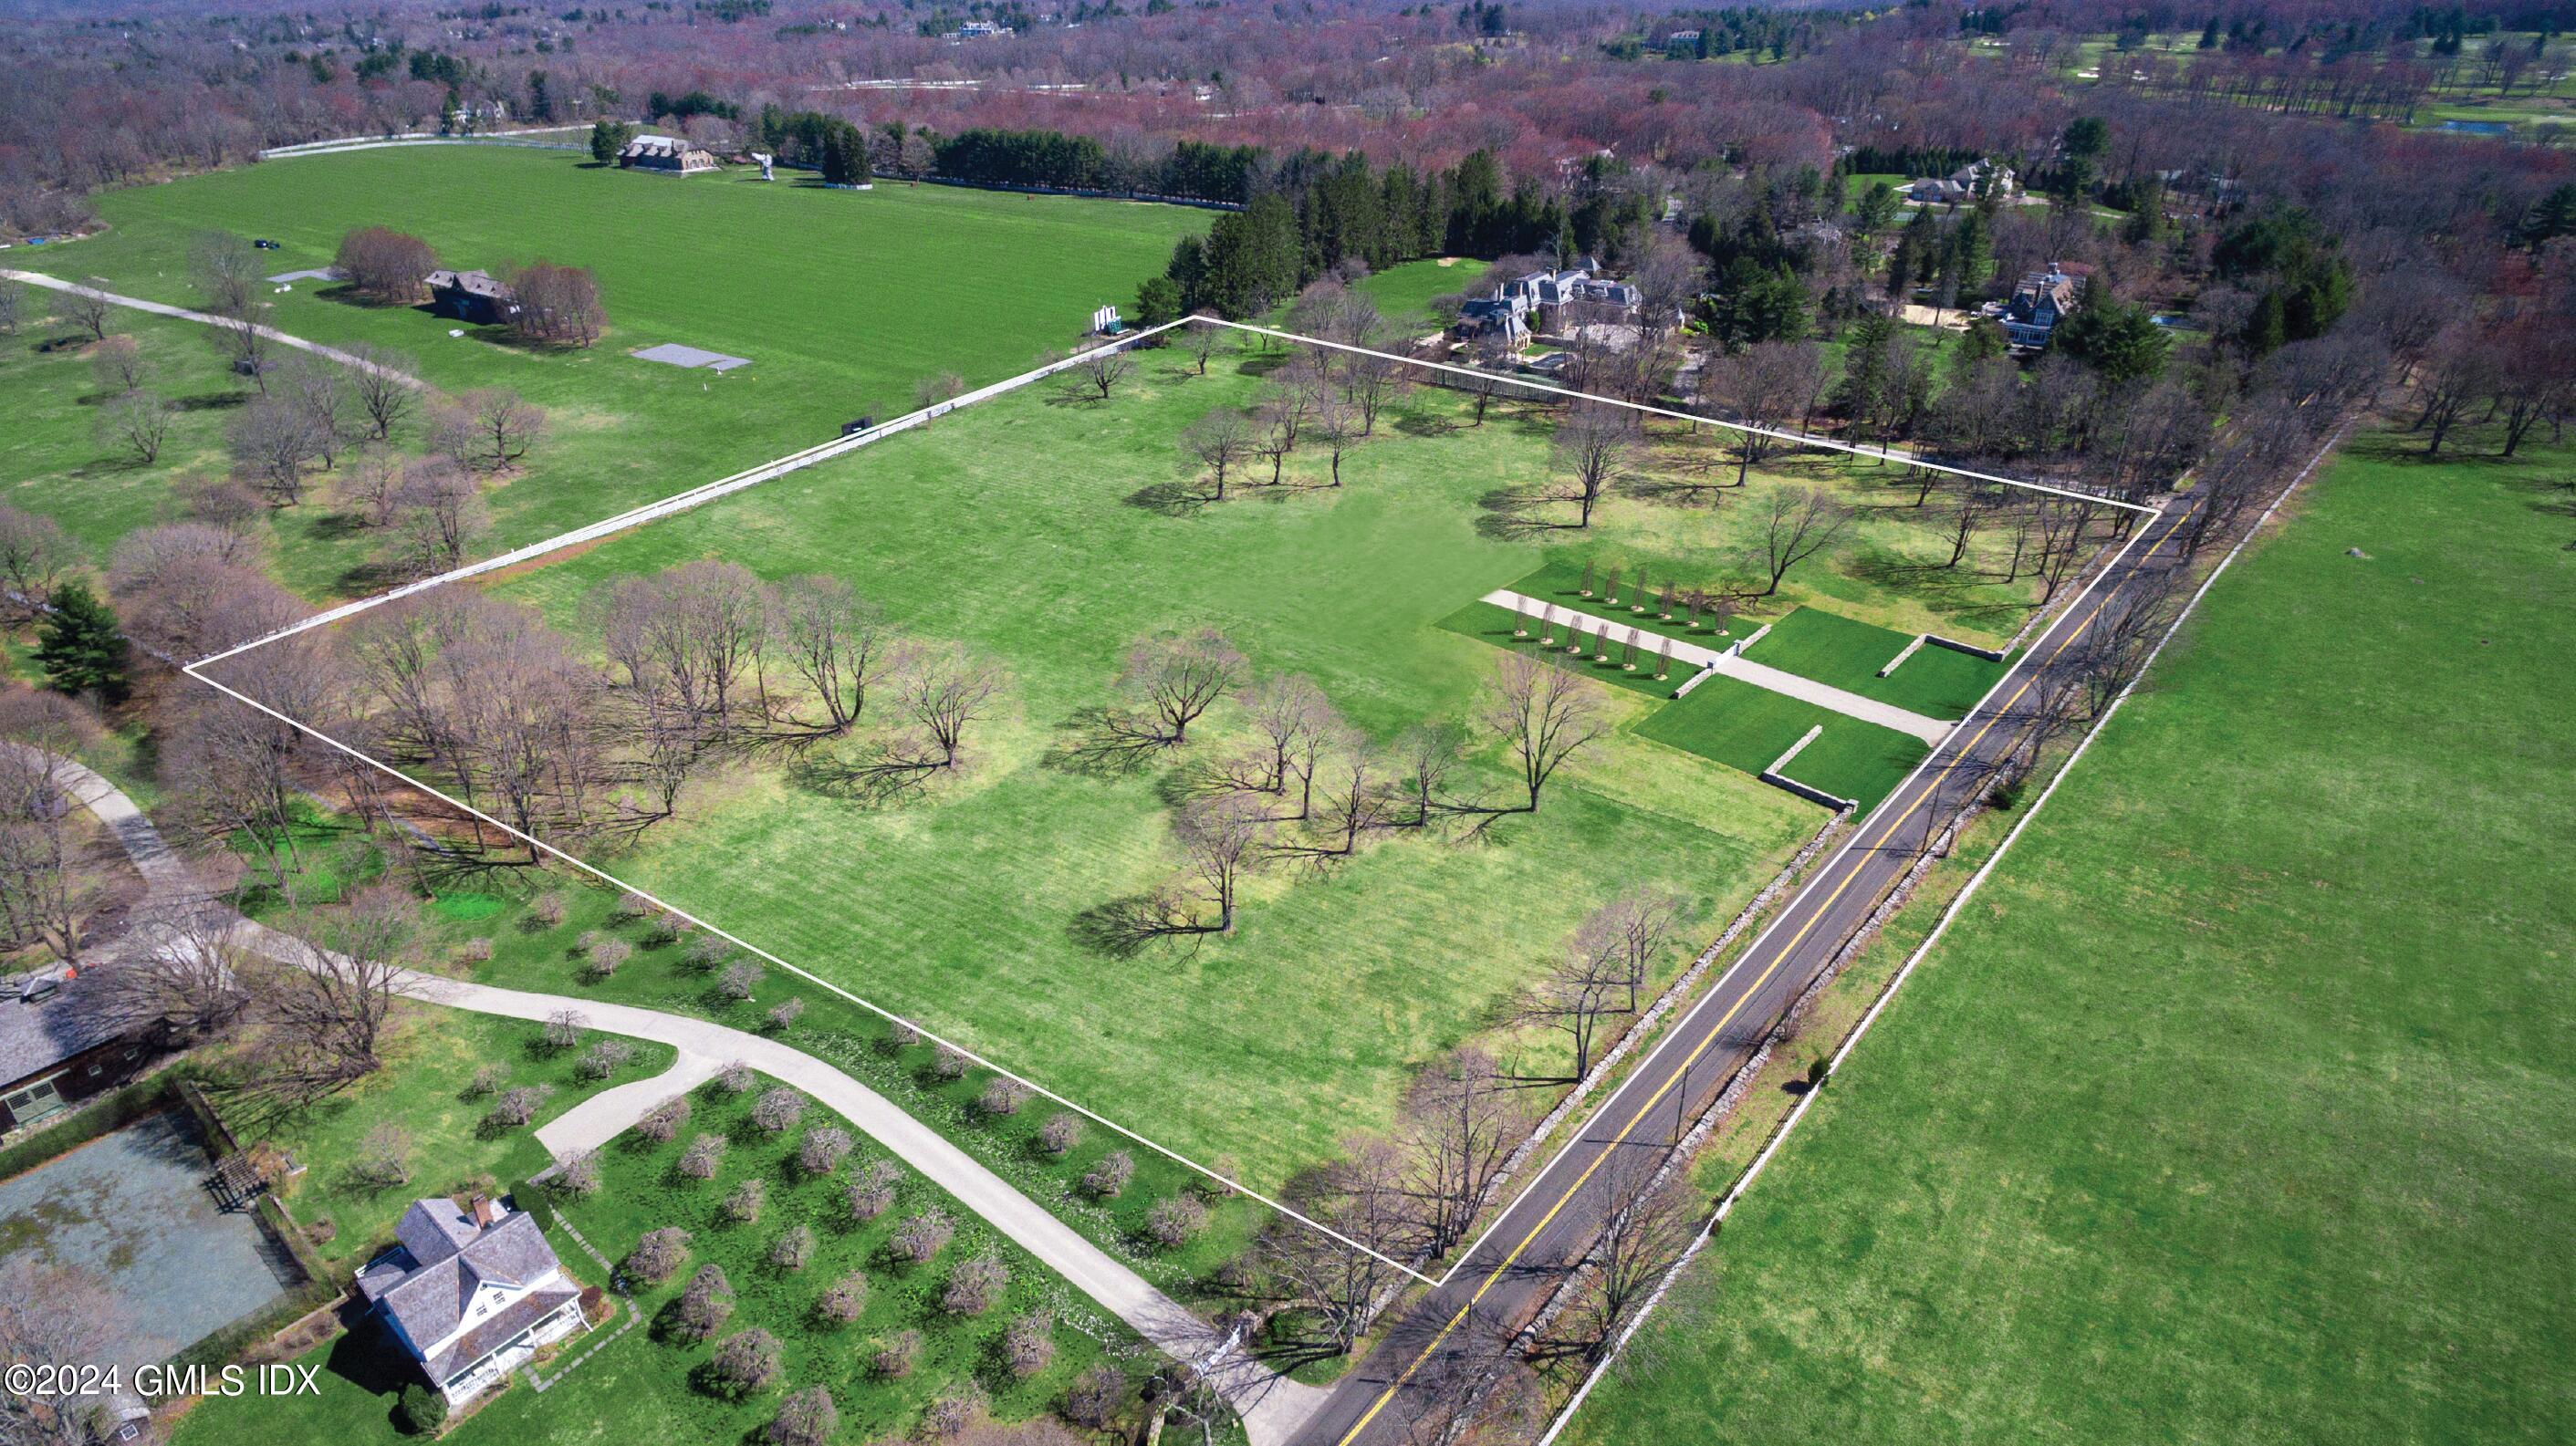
left=420, top=1285, right=579, bottom=1386
left=0, top=964, right=141, bottom=1087
left=370, top=1203, right=566, bottom=1364
left=422, top=268, right=512, bottom=300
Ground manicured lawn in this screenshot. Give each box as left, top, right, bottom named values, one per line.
left=25, top=148, right=1207, bottom=598
left=1353, top=256, right=1490, bottom=329
left=1632, top=673, right=1925, bottom=811
left=1740, top=605, right=2008, bottom=718
left=229, top=1008, right=675, bottom=1267
left=1571, top=430, right=2576, bottom=1444
left=1434, top=600, right=1702, bottom=698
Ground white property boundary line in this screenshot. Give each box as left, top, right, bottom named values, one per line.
left=175, top=313, right=2145, bottom=1287
left=1528, top=420, right=2347, bottom=1446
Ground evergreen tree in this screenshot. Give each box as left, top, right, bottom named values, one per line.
left=35, top=581, right=128, bottom=703
left=1134, top=275, right=1184, bottom=329
left=589, top=119, right=634, bottom=164
left=2056, top=297, right=2170, bottom=385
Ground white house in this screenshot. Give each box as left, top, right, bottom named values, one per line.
left=357, top=1197, right=587, bottom=1404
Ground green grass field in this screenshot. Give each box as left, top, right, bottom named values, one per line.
left=0, top=304, right=262, bottom=564
left=1352, top=257, right=1491, bottom=330
left=448, top=359, right=1847, bottom=1186
left=18, top=148, right=1205, bottom=598
left=1571, top=428, right=2576, bottom=1444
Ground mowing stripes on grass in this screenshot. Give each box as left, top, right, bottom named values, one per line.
left=1740, top=607, right=2008, bottom=719
left=1634, top=675, right=1925, bottom=810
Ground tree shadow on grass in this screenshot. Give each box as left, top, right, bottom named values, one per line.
left=1473, top=486, right=1573, bottom=541
left=1039, top=707, right=1170, bottom=777
left=1124, top=479, right=1218, bottom=516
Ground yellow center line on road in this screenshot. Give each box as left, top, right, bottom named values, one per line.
left=1330, top=504, right=2197, bottom=1445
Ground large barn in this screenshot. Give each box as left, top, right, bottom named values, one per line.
left=617, top=134, right=719, bottom=174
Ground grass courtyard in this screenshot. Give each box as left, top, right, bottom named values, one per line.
left=1570, top=429, right=2576, bottom=1443
left=13, top=147, right=1205, bottom=598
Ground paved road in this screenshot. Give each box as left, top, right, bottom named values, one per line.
left=1296, top=501, right=2199, bottom=1445
left=21, top=747, right=1326, bottom=1446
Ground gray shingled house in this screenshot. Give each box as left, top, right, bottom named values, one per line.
left=356, top=1196, right=587, bottom=1403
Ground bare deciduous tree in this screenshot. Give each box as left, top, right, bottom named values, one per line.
left=343, top=342, right=420, bottom=440
left=227, top=393, right=329, bottom=505
left=1538, top=1152, right=1700, bottom=1365
left=1553, top=404, right=1641, bottom=527
left=1121, top=629, right=1245, bottom=745
left=0, top=505, right=71, bottom=620
left=97, top=389, right=172, bottom=465
left=0, top=1256, right=118, bottom=1446
left=333, top=225, right=439, bottom=304
left=61, top=280, right=113, bottom=342
left=437, top=388, right=546, bottom=472
left=767, top=575, right=902, bottom=737
left=1476, top=650, right=1609, bottom=813
left=88, top=333, right=149, bottom=394
left=1065, top=342, right=1133, bottom=401
left=1399, top=1047, right=1533, bottom=1258
left=1180, top=408, right=1256, bottom=502
left=388, top=456, right=490, bottom=576
left=1746, top=485, right=1851, bottom=598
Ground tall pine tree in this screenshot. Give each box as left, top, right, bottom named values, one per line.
left=35, top=581, right=128, bottom=703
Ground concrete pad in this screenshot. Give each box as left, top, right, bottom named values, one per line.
left=631, top=342, right=753, bottom=372
left=264, top=267, right=341, bottom=284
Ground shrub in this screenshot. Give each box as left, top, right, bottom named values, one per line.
left=1063, top=1363, right=1126, bottom=1430
left=718, top=959, right=763, bottom=1001
left=1002, top=1309, right=1056, bottom=1378
left=671, top=1264, right=735, bottom=1341
left=815, top=1270, right=869, bottom=1326
left=919, top=1383, right=985, bottom=1440
left=543, top=1008, right=587, bottom=1053
left=624, top=1226, right=691, bottom=1285
left=1038, top=1113, right=1082, bottom=1157
left=684, top=934, right=732, bottom=974
left=798, top=1127, right=852, bottom=1179
left=485, top=1084, right=555, bottom=1132
left=871, top=1328, right=922, bottom=1379
left=610, top=889, right=653, bottom=922
left=881, top=1021, right=921, bottom=1054
left=705, top=1327, right=782, bottom=1399
left=846, top=1160, right=900, bottom=1222
left=394, top=1382, right=447, bottom=1435
left=979, top=1077, right=1032, bottom=1117
left=1147, top=1194, right=1208, bottom=1249
left=942, top=1251, right=1008, bottom=1316
left=766, top=997, right=805, bottom=1033
left=1082, top=1150, right=1136, bottom=1200
left=770, top=1224, right=816, bottom=1272
left=679, top=1134, right=727, bottom=1180
left=725, top=1178, right=767, bottom=1223
left=640, top=912, right=683, bottom=946
left=751, top=1087, right=806, bottom=1133
left=640, top=1095, right=691, bottom=1144
left=464, top=1063, right=508, bottom=1099
left=717, top=1061, right=756, bottom=1094
left=768, top=1386, right=836, bottom=1446
left=889, top=1207, right=952, bottom=1264
left=1192, top=1153, right=1243, bottom=1201
left=573, top=929, right=602, bottom=957
left=931, top=1044, right=971, bottom=1080
left=456, top=936, right=495, bottom=963
left=585, top=936, right=632, bottom=980
left=530, top=890, right=568, bottom=929
left=576, top=1038, right=635, bottom=1081
left=557, top=1149, right=603, bottom=1199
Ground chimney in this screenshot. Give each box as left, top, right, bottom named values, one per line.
left=470, top=1194, right=501, bottom=1228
